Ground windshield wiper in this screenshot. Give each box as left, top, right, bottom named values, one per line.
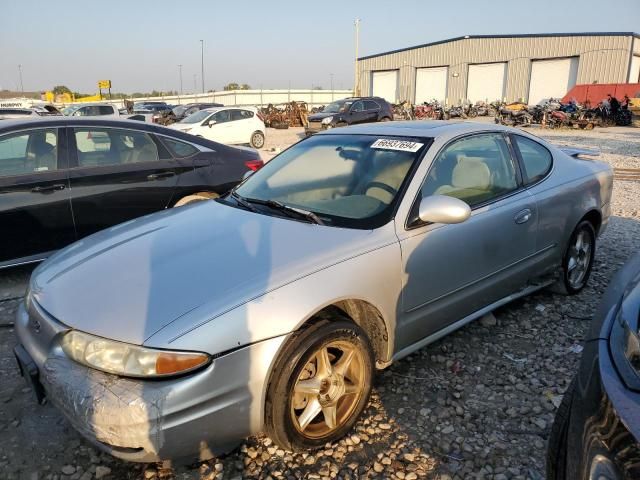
left=229, top=191, right=258, bottom=212
left=243, top=197, right=325, bottom=225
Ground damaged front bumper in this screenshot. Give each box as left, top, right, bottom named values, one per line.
left=14, top=300, right=287, bottom=462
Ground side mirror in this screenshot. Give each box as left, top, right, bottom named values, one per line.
left=418, top=195, right=471, bottom=224
left=208, top=120, right=216, bottom=128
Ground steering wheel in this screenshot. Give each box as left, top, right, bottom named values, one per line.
left=366, top=181, right=398, bottom=197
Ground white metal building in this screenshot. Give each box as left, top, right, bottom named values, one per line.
left=357, top=32, right=640, bottom=105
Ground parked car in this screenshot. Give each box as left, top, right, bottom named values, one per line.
left=0, top=106, right=62, bottom=120
left=64, top=103, right=153, bottom=122
left=0, top=117, right=262, bottom=269
left=14, top=121, right=612, bottom=461
left=169, top=106, right=266, bottom=148
left=547, top=251, right=640, bottom=480
left=305, top=97, right=393, bottom=135
left=172, top=103, right=225, bottom=122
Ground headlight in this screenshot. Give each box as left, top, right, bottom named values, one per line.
left=321, top=116, right=333, bottom=125
left=60, top=330, right=210, bottom=378
left=610, top=284, right=640, bottom=390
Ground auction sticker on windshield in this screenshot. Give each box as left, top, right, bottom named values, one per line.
left=371, top=139, right=424, bottom=152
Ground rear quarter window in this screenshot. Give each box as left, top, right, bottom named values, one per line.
left=513, top=135, right=552, bottom=185
left=162, top=137, right=199, bottom=158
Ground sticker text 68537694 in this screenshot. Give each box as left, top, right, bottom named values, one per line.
left=370, top=139, right=424, bottom=153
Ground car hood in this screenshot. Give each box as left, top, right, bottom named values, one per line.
left=168, top=122, right=195, bottom=131
left=308, top=112, right=339, bottom=121
left=30, top=201, right=392, bottom=345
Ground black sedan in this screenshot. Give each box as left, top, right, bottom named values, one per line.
left=548, top=252, right=640, bottom=479
left=0, top=117, right=263, bottom=269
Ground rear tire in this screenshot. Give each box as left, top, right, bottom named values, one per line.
left=556, top=220, right=596, bottom=295
left=250, top=131, right=265, bottom=149
left=546, top=377, right=576, bottom=480
left=265, top=319, right=374, bottom=452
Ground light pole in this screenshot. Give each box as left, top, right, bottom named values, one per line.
left=200, top=40, right=205, bottom=94
left=193, top=74, right=197, bottom=94
left=354, top=19, right=360, bottom=96
left=18, top=64, right=24, bottom=94
left=178, top=64, right=183, bottom=96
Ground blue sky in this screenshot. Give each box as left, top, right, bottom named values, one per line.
left=2, top=0, right=639, bottom=94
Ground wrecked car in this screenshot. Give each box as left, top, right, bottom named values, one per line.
left=15, top=121, right=612, bottom=461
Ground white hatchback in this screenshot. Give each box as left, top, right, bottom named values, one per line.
left=170, top=106, right=266, bottom=149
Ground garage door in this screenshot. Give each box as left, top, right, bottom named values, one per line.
left=372, top=70, right=398, bottom=103
left=529, top=57, right=579, bottom=105
left=466, top=63, right=506, bottom=103
left=415, top=67, right=448, bottom=104
left=629, top=56, right=640, bottom=83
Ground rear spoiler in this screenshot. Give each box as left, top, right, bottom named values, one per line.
left=559, top=147, right=600, bottom=158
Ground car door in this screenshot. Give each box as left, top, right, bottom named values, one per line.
left=348, top=101, right=367, bottom=124
left=67, top=126, right=178, bottom=239
left=0, top=126, right=75, bottom=265
left=394, top=132, right=538, bottom=350
left=201, top=110, right=234, bottom=144
left=363, top=100, right=381, bottom=123
left=228, top=109, right=252, bottom=144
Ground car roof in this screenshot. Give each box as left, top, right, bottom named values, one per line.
left=316, top=120, right=516, bottom=138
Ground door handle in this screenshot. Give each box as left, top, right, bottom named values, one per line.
left=31, top=184, right=66, bottom=193
left=514, top=208, right=532, bottom=224
left=147, top=172, right=175, bottom=181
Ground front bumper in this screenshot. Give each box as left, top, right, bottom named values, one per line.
left=562, top=254, right=640, bottom=479
left=15, top=301, right=287, bottom=462
left=304, top=121, right=330, bottom=135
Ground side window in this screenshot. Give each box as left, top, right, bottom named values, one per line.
left=0, top=128, right=58, bottom=177
left=230, top=109, right=244, bottom=121
left=512, top=135, right=552, bottom=185
left=73, top=128, right=159, bottom=167
left=364, top=100, right=380, bottom=111
left=162, top=137, right=199, bottom=158
left=351, top=101, right=364, bottom=112
left=420, top=133, right=518, bottom=207
left=212, top=110, right=230, bottom=124
left=98, top=105, right=115, bottom=115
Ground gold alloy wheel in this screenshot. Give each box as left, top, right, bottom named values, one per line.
left=290, top=340, right=366, bottom=438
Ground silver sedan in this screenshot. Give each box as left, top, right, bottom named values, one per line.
left=14, top=121, right=613, bottom=461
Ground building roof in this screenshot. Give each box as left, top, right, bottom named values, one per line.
left=358, top=32, right=640, bottom=61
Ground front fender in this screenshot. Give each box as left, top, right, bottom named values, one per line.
left=146, top=241, right=402, bottom=361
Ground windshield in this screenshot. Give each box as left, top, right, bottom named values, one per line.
left=323, top=101, right=351, bottom=114
left=235, top=134, right=430, bottom=229
left=180, top=109, right=214, bottom=124
left=63, top=106, right=80, bottom=115
left=173, top=105, right=188, bottom=116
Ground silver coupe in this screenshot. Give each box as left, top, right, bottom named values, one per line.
left=14, top=121, right=613, bottom=461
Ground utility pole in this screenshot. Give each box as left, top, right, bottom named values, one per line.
left=193, top=74, right=197, bottom=94
left=354, top=19, right=360, bottom=96
left=330, top=73, right=334, bottom=100
left=200, top=40, right=205, bottom=93
left=178, top=64, right=183, bottom=95
left=18, top=64, right=24, bottom=94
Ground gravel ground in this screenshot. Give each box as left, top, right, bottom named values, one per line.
left=0, top=123, right=639, bottom=480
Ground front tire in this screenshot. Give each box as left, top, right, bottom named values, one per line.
left=559, top=220, right=596, bottom=295
left=250, top=131, right=265, bottom=149
left=265, top=319, right=374, bottom=451
left=546, top=378, right=576, bottom=480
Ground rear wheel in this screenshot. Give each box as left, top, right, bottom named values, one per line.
left=558, top=220, right=596, bottom=295
left=379, top=117, right=391, bottom=122
left=265, top=319, right=374, bottom=451
left=250, top=131, right=265, bottom=149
